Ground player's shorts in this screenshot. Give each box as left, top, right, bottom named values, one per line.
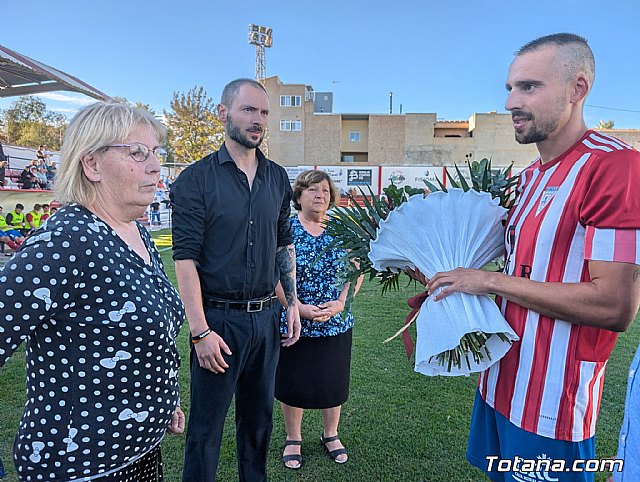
left=466, top=390, right=596, bottom=482
left=0, top=228, right=21, bottom=240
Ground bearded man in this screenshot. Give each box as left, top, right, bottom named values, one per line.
left=410, top=34, right=640, bottom=482
left=171, top=78, right=301, bottom=482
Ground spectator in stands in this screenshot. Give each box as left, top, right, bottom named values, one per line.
left=19, top=166, right=31, bottom=185
left=47, top=161, right=58, bottom=184
left=0, top=144, right=6, bottom=187
left=0, top=160, right=6, bottom=187
left=149, top=199, right=161, bottom=226
left=0, top=205, right=26, bottom=243
left=21, top=173, right=40, bottom=190
left=25, top=204, right=43, bottom=232
left=37, top=167, right=48, bottom=188
left=36, top=145, right=47, bottom=164
left=43, top=144, right=51, bottom=164
left=28, top=166, right=45, bottom=189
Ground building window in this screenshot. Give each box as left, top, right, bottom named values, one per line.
left=280, top=120, right=302, bottom=131
left=280, top=95, right=301, bottom=107
left=341, top=152, right=368, bottom=162
left=349, top=131, right=361, bottom=142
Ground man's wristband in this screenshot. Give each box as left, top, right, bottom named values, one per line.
left=190, top=328, right=212, bottom=344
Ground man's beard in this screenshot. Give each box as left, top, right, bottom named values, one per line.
left=512, top=97, right=565, bottom=145
left=513, top=114, right=558, bottom=144
left=227, top=114, right=264, bottom=149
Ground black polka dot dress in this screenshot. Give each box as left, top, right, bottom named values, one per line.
left=0, top=204, right=185, bottom=481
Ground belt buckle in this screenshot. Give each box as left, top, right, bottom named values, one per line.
left=247, top=299, right=264, bottom=313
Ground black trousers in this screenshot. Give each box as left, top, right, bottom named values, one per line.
left=182, top=303, right=282, bottom=482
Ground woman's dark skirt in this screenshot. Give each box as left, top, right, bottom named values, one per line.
left=275, top=328, right=352, bottom=409
left=97, top=445, right=163, bottom=481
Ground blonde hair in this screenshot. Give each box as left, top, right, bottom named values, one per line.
left=291, top=170, right=340, bottom=211
left=55, top=101, right=166, bottom=206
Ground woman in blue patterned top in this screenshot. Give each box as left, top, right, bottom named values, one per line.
left=275, top=170, right=363, bottom=470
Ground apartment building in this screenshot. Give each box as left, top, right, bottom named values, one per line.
left=264, top=75, right=640, bottom=170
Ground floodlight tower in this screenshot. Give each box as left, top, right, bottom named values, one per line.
left=248, top=24, right=273, bottom=85
left=248, top=24, right=273, bottom=155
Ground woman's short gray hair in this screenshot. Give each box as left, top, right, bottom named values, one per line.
left=291, top=170, right=341, bottom=211
left=55, top=101, right=166, bottom=206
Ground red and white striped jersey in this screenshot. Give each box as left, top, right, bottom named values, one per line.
left=479, top=130, right=640, bottom=442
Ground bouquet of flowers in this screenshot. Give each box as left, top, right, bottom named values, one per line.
left=323, top=160, right=519, bottom=375
left=369, top=189, right=518, bottom=375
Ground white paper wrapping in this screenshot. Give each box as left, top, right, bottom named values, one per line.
left=369, top=188, right=519, bottom=376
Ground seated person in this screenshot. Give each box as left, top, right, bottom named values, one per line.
left=21, top=175, right=40, bottom=190
left=36, top=167, right=48, bottom=188
left=41, top=204, right=51, bottom=223
left=4, top=203, right=29, bottom=235
left=0, top=205, right=25, bottom=246
left=46, top=161, right=57, bottom=182
left=25, top=204, right=43, bottom=232
left=19, top=166, right=32, bottom=184
left=28, top=167, right=45, bottom=189
left=0, top=230, right=20, bottom=250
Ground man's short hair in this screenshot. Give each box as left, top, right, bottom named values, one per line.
left=33, top=204, right=42, bottom=211
left=291, top=169, right=340, bottom=211
left=220, top=79, right=267, bottom=108
left=16, top=203, right=24, bottom=210
left=517, top=33, right=595, bottom=86
left=55, top=101, right=166, bottom=206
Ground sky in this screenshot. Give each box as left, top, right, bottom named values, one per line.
left=2, top=0, right=640, bottom=129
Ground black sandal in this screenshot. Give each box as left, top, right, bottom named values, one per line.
left=282, top=440, right=303, bottom=469
left=320, top=434, right=348, bottom=464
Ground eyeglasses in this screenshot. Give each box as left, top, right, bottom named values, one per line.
left=102, top=142, right=168, bottom=164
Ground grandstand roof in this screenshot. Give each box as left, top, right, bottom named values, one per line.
left=0, top=44, right=108, bottom=100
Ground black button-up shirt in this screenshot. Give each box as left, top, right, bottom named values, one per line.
left=170, top=143, right=293, bottom=300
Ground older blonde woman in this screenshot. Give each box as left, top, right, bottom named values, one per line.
left=276, top=170, right=363, bottom=469
left=0, top=102, right=185, bottom=481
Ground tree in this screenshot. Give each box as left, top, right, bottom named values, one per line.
left=0, top=96, right=68, bottom=149
left=596, top=119, right=615, bottom=130
left=133, top=101, right=155, bottom=115
left=163, top=86, right=224, bottom=165
left=2, top=96, right=48, bottom=143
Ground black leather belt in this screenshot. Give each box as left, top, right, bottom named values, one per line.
left=203, top=293, right=278, bottom=312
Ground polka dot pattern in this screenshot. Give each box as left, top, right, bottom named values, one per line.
left=0, top=204, right=184, bottom=481
left=93, top=444, right=164, bottom=481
